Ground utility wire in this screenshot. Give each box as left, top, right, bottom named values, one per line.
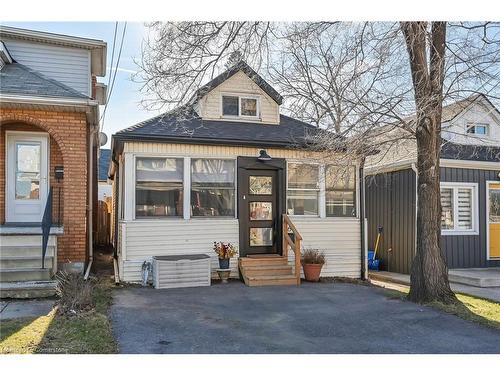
left=101, top=22, right=127, bottom=133
left=98, top=22, right=117, bottom=134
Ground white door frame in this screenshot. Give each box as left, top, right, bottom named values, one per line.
left=486, top=180, right=500, bottom=260
left=5, top=131, right=50, bottom=223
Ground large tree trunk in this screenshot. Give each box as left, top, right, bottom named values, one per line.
left=401, top=22, right=457, bottom=304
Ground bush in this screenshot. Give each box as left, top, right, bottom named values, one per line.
left=55, top=272, right=95, bottom=315
left=301, top=249, right=326, bottom=265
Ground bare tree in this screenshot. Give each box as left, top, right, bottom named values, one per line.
left=135, top=21, right=500, bottom=304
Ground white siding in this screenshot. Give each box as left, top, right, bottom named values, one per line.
left=2, top=38, right=91, bottom=96
left=199, top=71, right=280, bottom=124
left=119, top=219, right=240, bottom=282
left=290, top=218, right=361, bottom=278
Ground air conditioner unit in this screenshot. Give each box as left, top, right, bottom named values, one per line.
left=152, top=254, right=211, bottom=289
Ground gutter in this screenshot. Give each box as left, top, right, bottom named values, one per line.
left=359, top=159, right=367, bottom=280
left=0, top=94, right=99, bottom=108
left=84, top=122, right=98, bottom=280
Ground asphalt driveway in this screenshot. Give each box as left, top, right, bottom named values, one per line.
left=110, top=281, right=500, bottom=354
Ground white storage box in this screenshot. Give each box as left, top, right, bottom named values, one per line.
left=152, top=254, right=211, bottom=289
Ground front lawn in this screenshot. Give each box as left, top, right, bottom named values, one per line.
left=0, top=279, right=117, bottom=354
left=381, top=284, right=500, bottom=330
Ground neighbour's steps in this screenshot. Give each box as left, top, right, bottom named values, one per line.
left=0, top=268, right=52, bottom=282
left=0, top=281, right=57, bottom=298
left=239, top=255, right=300, bottom=287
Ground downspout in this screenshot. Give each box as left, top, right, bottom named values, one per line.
left=359, top=159, right=367, bottom=280
left=84, top=124, right=98, bottom=280
left=411, top=163, right=418, bottom=258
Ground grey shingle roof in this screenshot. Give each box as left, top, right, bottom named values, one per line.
left=99, top=149, right=111, bottom=181
left=0, top=62, right=89, bottom=99
left=114, top=106, right=323, bottom=148
left=441, top=142, right=500, bottom=163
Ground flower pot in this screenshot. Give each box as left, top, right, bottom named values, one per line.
left=302, top=263, right=323, bottom=282
left=218, top=258, right=230, bottom=269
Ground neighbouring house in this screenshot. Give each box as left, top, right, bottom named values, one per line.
left=109, top=61, right=367, bottom=286
left=0, top=26, right=107, bottom=296
left=365, top=94, right=500, bottom=274
left=99, top=148, right=112, bottom=201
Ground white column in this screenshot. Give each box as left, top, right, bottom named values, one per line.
left=183, top=156, right=191, bottom=220
left=123, top=153, right=134, bottom=221
left=319, top=164, right=326, bottom=218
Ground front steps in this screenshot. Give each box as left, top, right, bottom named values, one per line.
left=239, top=255, right=300, bottom=287
left=0, top=235, right=57, bottom=298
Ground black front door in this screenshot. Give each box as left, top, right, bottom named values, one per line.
left=237, top=157, right=285, bottom=257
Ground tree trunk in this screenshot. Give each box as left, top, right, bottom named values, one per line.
left=401, top=22, right=457, bottom=304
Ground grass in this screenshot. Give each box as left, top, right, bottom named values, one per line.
left=0, top=279, right=117, bottom=354
left=378, top=283, right=500, bottom=330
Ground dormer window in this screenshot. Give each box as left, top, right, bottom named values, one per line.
left=222, top=95, right=259, bottom=118
left=466, top=123, right=489, bottom=136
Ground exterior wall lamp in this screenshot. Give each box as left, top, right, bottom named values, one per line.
left=257, top=149, right=272, bottom=161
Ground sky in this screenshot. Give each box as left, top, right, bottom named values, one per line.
left=2, top=22, right=158, bottom=148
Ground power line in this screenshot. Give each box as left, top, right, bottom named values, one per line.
left=100, top=22, right=127, bottom=133
left=98, top=22, right=117, bottom=134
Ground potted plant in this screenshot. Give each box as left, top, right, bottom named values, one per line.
left=301, top=249, right=326, bottom=282
left=213, top=241, right=237, bottom=269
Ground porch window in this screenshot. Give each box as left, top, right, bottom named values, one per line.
left=191, top=159, right=235, bottom=217
left=135, top=157, right=183, bottom=217
left=325, top=165, right=356, bottom=217
left=287, top=163, right=319, bottom=216
left=440, top=183, right=477, bottom=234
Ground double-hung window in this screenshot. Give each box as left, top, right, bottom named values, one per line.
left=466, top=123, right=489, bottom=136
left=325, top=165, right=357, bottom=217
left=286, top=163, right=319, bottom=216
left=191, top=159, right=235, bottom=217
left=440, top=183, right=477, bottom=234
left=135, top=157, right=184, bottom=217
left=222, top=95, right=259, bottom=118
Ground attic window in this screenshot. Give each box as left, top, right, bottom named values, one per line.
left=466, top=123, right=489, bottom=136
left=222, top=95, right=259, bottom=118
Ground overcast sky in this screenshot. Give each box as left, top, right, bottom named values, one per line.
left=3, top=22, right=159, bottom=148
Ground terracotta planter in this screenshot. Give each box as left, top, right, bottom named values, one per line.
left=302, top=263, right=323, bottom=282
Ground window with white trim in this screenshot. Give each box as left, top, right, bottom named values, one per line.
left=325, top=165, right=357, bottom=217
left=466, top=123, right=489, bottom=136
left=286, top=163, right=319, bottom=216
left=222, top=95, right=259, bottom=118
left=440, top=183, right=477, bottom=233
left=135, top=157, right=184, bottom=217
left=191, top=158, right=235, bottom=217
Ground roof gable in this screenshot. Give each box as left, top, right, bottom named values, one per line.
left=191, top=61, right=283, bottom=105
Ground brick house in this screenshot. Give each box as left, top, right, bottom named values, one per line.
left=0, top=26, right=107, bottom=296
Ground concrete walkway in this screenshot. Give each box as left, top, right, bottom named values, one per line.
left=111, top=282, right=500, bottom=354
left=0, top=299, right=55, bottom=320
left=369, top=271, right=500, bottom=302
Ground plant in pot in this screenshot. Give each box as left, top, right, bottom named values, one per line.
left=213, top=241, right=237, bottom=269
left=301, top=249, right=326, bottom=282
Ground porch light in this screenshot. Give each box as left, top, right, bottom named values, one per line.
left=257, top=149, right=272, bottom=161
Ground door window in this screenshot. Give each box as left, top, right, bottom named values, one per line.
left=490, top=189, right=500, bottom=223
left=249, top=176, right=272, bottom=195
left=15, top=142, right=41, bottom=200
left=249, top=227, right=273, bottom=246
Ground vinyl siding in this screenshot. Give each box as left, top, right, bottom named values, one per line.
left=2, top=38, right=91, bottom=96
left=199, top=71, right=280, bottom=124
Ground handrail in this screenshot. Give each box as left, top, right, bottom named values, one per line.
left=282, top=214, right=302, bottom=285
left=41, top=187, right=53, bottom=269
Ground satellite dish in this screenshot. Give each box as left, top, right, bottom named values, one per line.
left=99, top=132, right=108, bottom=146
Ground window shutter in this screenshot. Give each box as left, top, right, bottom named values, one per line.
left=457, top=188, right=473, bottom=230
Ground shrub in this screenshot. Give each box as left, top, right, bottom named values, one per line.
left=301, top=249, right=326, bottom=265
left=55, top=272, right=95, bottom=315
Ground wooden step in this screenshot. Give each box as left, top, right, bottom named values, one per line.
left=242, top=264, right=293, bottom=277
left=244, top=275, right=300, bottom=287
left=239, top=256, right=288, bottom=267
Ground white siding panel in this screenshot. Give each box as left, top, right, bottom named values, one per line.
left=290, top=218, right=361, bottom=278
left=120, top=219, right=240, bottom=282
left=3, top=39, right=91, bottom=95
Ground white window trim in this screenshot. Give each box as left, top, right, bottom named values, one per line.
left=126, top=153, right=237, bottom=221
left=220, top=93, right=260, bottom=120
left=440, top=182, right=479, bottom=236
left=286, top=161, right=321, bottom=218
left=465, top=123, right=490, bottom=138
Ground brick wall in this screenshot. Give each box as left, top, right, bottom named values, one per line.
left=0, top=108, right=89, bottom=264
